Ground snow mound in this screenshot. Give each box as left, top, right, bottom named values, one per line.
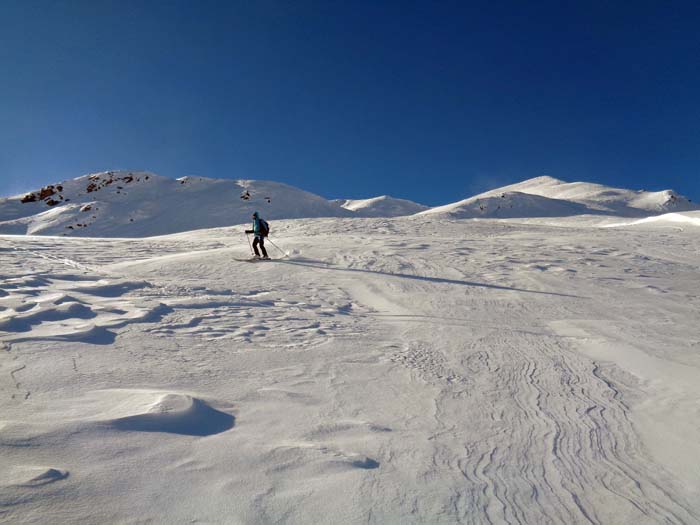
left=420, top=175, right=698, bottom=219
left=0, top=171, right=352, bottom=237
left=102, top=391, right=235, bottom=436
left=335, top=195, right=428, bottom=217
left=2, top=466, right=69, bottom=487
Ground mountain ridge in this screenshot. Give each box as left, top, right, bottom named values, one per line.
left=2, top=172, right=698, bottom=237
left=419, top=176, right=697, bottom=219
left=334, top=195, right=429, bottom=217
left=0, top=171, right=352, bottom=237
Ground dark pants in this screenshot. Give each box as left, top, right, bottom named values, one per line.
left=253, top=236, right=268, bottom=257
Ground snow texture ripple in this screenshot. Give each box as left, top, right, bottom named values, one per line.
left=1, top=216, right=699, bottom=524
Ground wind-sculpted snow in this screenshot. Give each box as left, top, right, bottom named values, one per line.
left=384, top=337, right=692, bottom=523
left=0, top=389, right=233, bottom=511
left=0, top=389, right=234, bottom=439
left=1, top=217, right=699, bottom=523
left=5, top=467, right=70, bottom=487
left=97, top=390, right=235, bottom=436
left=0, top=271, right=167, bottom=345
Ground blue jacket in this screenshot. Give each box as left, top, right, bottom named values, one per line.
left=250, top=212, right=268, bottom=237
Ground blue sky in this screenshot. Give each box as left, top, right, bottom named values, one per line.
left=1, top=1, right=699, bottom=205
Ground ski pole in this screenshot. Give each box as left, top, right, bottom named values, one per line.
left=245, top=232, right=254, bottom=255
left=266, top=237, right=288, bottom=257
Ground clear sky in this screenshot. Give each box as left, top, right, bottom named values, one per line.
left=1, top=1, right=699, bottom=205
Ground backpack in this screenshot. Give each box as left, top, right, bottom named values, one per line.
left=259, top=219, right=270, bottom=237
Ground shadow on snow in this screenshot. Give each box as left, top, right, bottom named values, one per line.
left=279, top=260, right=584, bottom=299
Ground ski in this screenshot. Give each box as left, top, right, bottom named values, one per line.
left=233, top=257, right=275, bottom=262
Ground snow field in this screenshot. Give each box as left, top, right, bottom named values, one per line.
left=1, top=217, right=699, bottom=523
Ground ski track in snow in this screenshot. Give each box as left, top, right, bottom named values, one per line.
left=1, top=219, right=699, bottom=524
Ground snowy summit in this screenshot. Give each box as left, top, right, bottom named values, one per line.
left=2, top=172, right=697, bottom=239
left=420, top=175, right=697, bottom=219
left=335, top=195, right=429, bottom=217
left=0, top=171, right=352, bottom=237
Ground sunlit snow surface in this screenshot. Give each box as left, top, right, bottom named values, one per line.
left=1, top=216, right=700, bottom=523
left=420, top=176, right=698, bottom=219
left=604, top=211, right=700, bottom=229
left=336, top=195, right=429, bottom=217
left=3, top=172, right=697, bottom=237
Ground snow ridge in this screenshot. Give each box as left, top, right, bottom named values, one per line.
left=419, top=176, right=698, bottom=219
left=2, top=172, right=698, bottom=237
left=335, top=195, right=429, bottom=217
left=0, top=171, right=352, bottom=237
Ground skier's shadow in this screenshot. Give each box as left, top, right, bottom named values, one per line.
left=279, top=259, right=583, bottom=299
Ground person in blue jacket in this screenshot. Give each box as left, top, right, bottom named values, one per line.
left=245, top=211, right=269, bottom=259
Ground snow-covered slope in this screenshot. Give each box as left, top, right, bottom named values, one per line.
left=417, top=190, right=592, bottom=219
left=0, top=171, right=352, bottom=237
left=2, top=217, right=700, bottom=523
left=335, top=195, right=428, bottom=217
left=419, top=175, right=698, bottom=219
left=604, top=210, right=700, bottom=229
left=4, top=173, right=698, bottom=237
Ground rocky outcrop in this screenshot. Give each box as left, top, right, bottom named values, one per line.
left=21, top=184, right=64, bottom=206
left=86, top=172, right=140, bottom=194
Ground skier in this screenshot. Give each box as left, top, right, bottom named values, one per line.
left=245, top=211, right=270, bottom=259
